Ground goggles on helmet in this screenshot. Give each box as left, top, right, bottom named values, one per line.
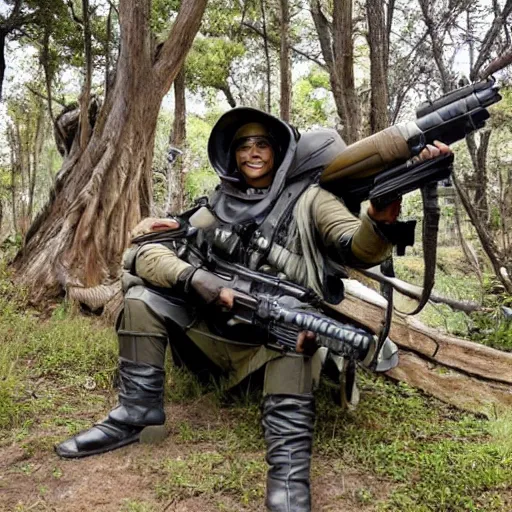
left=235, top=136, right=273, bottom=153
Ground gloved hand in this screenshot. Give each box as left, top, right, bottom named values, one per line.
left=186, top=268, right=234, bottom=307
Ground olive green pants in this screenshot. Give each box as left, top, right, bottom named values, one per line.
left=118, top=285, right=323, bottom=395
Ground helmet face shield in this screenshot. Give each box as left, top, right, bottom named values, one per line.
left=207, top=107, right=300, bottom=224
left=208, top=108, right=293, bottom=185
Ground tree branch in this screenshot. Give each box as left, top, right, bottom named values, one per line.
left=26, top=85, right=67, bottom=107
left=66, top=0, right=83, bottom=25
left=153, top=0, right=208, bottom=92
left=479, top=47, right=512, bottom=78
left=242, top=21, right=326, bottom=69
left=471, top=0, right=512, bottom=80
left=105, top=0, right=119, bottom=17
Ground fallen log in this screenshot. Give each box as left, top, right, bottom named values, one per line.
left=390, top=313, right=512, bottom=385
left=386, top=351, right=512, bottom=416
left=325, top=281, right=512, bottom=416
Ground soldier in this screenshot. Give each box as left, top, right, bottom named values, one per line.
left=56, top=108, right=450, bottom=512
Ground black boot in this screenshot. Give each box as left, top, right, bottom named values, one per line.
left=262, top=394, right=315, bottom=512
left=55, top=359, right=165, bottom=458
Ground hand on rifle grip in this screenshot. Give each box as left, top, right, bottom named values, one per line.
left=368, top=198, right=402, bottom=223
left=296, top=330, right=318, bottom=356
left=217, top=288, right=235, bottom=309
left=410, top=140, right=452, bottom=165
left=189, top=269, right=233, bottom=306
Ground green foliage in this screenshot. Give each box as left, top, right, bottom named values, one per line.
left=291, top=68, right=332, bottom=129
left=184, top=114, right=219, bottom=204
left=151, top=0, right=179, bottom=37
left=201, top=0, right=242, bottom=38
left=186, top=37, right=246, bottom=93
left=467, top=280, right=512, bottom=352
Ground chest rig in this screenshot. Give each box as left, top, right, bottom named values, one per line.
left=204, top=170, right=325, bottom=273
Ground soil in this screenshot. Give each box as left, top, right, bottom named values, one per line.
left=0, top=396, right=393, bottom=512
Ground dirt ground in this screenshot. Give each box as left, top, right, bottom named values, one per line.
left=0, top=398, right=392, bottom=512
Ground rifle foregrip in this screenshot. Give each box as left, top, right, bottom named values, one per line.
left=273, top=305, right=373, bottom=357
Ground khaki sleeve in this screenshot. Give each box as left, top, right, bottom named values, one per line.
left=135, top=243, right=192, bottom=288
left=311, top=187, right=392, bottom=265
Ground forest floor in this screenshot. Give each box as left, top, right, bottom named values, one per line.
left=1, top=253, right=512, bottom=512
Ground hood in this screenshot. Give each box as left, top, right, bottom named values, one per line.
left=208, top=107, right=297, bottom=184
left=208, top=107, right=345, bottom=224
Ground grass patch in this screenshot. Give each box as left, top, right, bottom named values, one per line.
left=0, top=274, right=116, bottom=431
left=154, top=451, right=266, bottom=504
left=316, top=373, right=512, bottom=511
left=1, top=263, right=511, bottom=510
left=120, top=501, right=157, bottom=512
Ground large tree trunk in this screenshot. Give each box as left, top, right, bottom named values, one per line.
left=332, top=0, right=360, bottom=143
left=12, top=0, right=207, bottom=307
left=366, top=0, right=390, bottom=133
left=166, top=67, right=187, bottom=214
left=260, top=0, right=272, bottom=113
left=279, top=0, right=291, bottom=122
left=327, top=290, right=512, bottom=416
left=0, top=28, right=6, bottom=102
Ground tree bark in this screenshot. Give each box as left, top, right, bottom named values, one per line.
left=326, top=289, right=512, bottom=416
left=13, top=0, right=207, bottom=307
left=28, top=103, right=45, bottom=221
left=417, top=0, right=453, bottom=93
left=167, top=67, right=186, bottom=214
left=79, top=0, right=92, bottom=150
left=220, top=84, right=236, bottom=108
left=260, top=0, right=271, bottom=113
left=310, top=0, right=345, bottom=139
left=366, top=0, right=390, bottom=133
left=466, top=131, right=491, bottom=220
left=310, top=0, right=360, bottom=143
left=104, top=5, right=112, bottom=98
left=332, top=0, right=360, bottom=143
left=471, top=0, right=512, bottom=80
left=279, top=0, right=291, bottom=122
left=8, top=126, right=17, bottom=234
left=454, top=175, right=512, bottom=294
left=0, top=28, right=6, bottom=102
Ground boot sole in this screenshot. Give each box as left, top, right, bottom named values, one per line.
left=139, top=424, right=168, bottom=444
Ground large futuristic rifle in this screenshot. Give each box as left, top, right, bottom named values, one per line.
left=132, top=218, right=378, bottom=364
left=320, top=78, right=502, bottom=315
left=206, top=253, right=377, bottom=364
left=320, top=77, right=501, bottom=207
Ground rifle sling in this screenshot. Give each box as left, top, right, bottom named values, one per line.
left=396, top=181, right=440, bottom=315
left=248, top=171, right=321, bottom=269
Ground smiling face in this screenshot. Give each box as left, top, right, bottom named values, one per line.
left=232, top=123, right=275, bottom=188
left=235, top=136, right=275, bottom=188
